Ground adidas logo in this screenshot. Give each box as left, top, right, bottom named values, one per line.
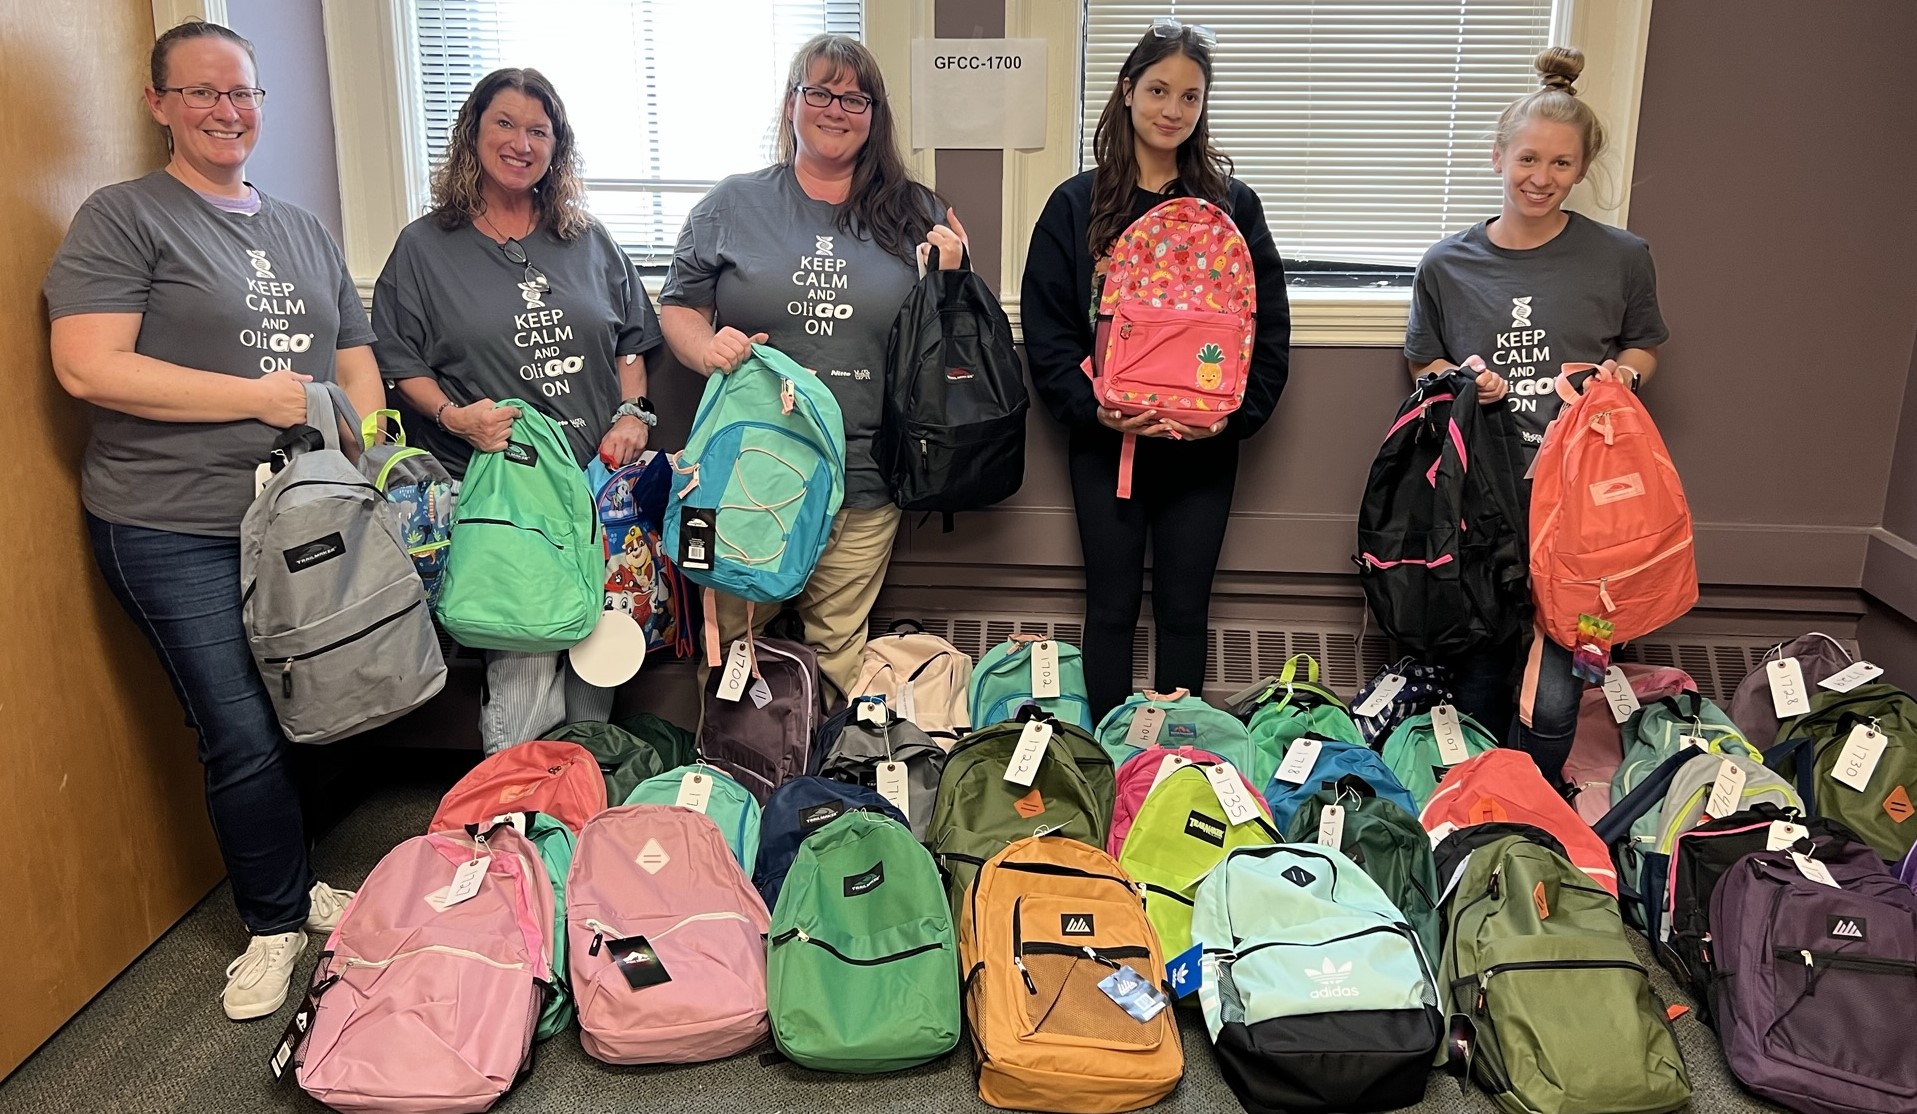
left=1060, top=914, right=1095, bottom=937
left=1305, top=958, right=1360, bottom=999
left=1828, top=915, right=1868, bottom=941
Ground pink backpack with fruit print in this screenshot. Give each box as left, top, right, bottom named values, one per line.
left=1084, top=196, right=1256, bottom=498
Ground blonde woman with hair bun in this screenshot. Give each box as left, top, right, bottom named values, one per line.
left=1399, top=46, right=1670, bottom=789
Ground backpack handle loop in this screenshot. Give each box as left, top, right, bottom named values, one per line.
left=360, top=408, right=405, bottom=448
left=1144, top=688, right=1189, bottom=702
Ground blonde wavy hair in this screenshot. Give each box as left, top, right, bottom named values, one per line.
left=430, top=68, right=590, bottom=241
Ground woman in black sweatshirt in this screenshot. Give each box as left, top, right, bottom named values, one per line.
left=1020, top=20, right=1290, bottom=718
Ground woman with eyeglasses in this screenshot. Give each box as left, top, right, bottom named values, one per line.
left=374, top=67, right=665, bottom=753
left=659, top=34, right=964, bottom=703
left=43, top=19, right=379, bottom=1020
left=1020, top=20, right=1291, bottom=719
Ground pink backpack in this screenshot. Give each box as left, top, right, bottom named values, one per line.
left=1107, top=745, right=1261, bottom=856
left=290, top=828, right=552, bottom=1113
left=1564, top=663, right=1696, bottom=824
left=1084, top=197, right=1256, bottom=498
left=567, top=804, right=770, bottom=1064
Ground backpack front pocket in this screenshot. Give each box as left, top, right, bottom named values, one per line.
left=1764, top=945, right=1917, bottom=1094
left=769, top=920, right=960, bottom=1066
left=1101, top=305, right=1246, bottom=404
left=253, top=576, right=440, bottom=741
left=1012, top=895, right=1165, bottom=1049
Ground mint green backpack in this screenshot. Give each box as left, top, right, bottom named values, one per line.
left=969, top=637, right=1092, bottom=729
left=1096, top=688, right=1255, bottom=772
left=434, top=403, right=601, bottom=651
left=623, top=764, right=761, bottom=876
left=1380, top=707, right=1499, bottom=808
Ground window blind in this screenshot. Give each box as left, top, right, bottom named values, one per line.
left=414, top=0, right=861, bottom=266
left=1082, top=2, right=1558, bottom=268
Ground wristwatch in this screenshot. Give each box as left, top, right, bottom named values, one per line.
left=614, top=396, right=658, bottom=427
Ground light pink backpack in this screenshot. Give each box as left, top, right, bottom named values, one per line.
left=1108, top=745, right=1261, bottom=856
left=290, top=828, right=552, bottom=1113
left=1564, top=663, right=1695, bottom=824
left=567, top=804, right=770, bottom=1064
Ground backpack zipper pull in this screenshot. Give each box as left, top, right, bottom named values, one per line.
left=1800, top=949, right=1813, bottom=968
left=1084, top=946, right=1118, bottom=968
left=1489, top=868, right=1502, bottom=900
left=1474, top=973, right=1488, bottom=1016
left=1013, top=955, right=1035, bottom=994
left=281, top=661, right=294, bottom=698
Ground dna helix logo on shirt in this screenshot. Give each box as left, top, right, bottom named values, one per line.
left=239, top=249, right=315, bottom=372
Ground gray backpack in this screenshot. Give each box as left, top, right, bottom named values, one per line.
left=241, top=384, right=446, bottom=743
left=816, top=702, right=945, bottom=839
left=700, top=637, right=821, bottom=802
left=1727, top=632, right=1852, bottom=747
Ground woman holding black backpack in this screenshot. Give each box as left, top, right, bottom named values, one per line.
left=1021, top=19, right=1290, bottom=719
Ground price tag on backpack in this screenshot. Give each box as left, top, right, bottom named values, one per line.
left=1203, top=762, right=1261, bottom=827
left=1273, top=738, right=1323, bottom=786
left=715, top=640, right=752, bottom=703
left=1431, top=704, right=1471, bottom=766
left=856, top=699, right=887, bottom=726
left=1004, top=720, right=1053, bottom=786
left=1766, top=821, right=1810, bottom=851
left=748, top=676, right=773, bottom=708
left=1150, top=752, right=1193, bottom=791
left=1352, top=673, right=1407, bottom=719
left=674, top=770, right=712, bottom=813
left=1791, top=852, right=1839, bottom=888
left=1602, top=666, right=1641, bottom=724
left=1767, top=658, right=1811, bottom=718
left=677, top=509, right=714, bottom=572
left=444, top=856, right=488, bottom=908
left=605, top=934, right=672, bottom=988
left=1031, top=640, right=1062, bottom=699
left=1126, top=706, right=1166, bottom=749
left=1316, top=803, right=1346, bottom=848
left=1097, top=963, right=1169, bottom=1022
left=1706, top=758, right=1747, bottom=819
left=1426, top=821, right=1459, bottom=848
left=1680, top=735, right=1711, bottom=752
left=1832, top=722, right=1887, bottom=791
left=1819, top=661, right=1884, bottom=694
left=898, top=681, right=918, bottom=724
left=876, top=761, right=911, bottom=821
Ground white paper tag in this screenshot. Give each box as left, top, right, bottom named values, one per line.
left=1273, top=738, right=1323, bottom=786
left=856, top=700, right=886, bottom=726
left=1151, top=753, right=1194, bottom=792
left=1791, top=851, right=1839, bottom=888
left=1706, top=759, right=1747, bottom=818
left=1431, top=704, right=1471, bottom=766
left=876, top=760, right=911, bottom=820
left=1765, top=821, right=1810, bottom=851
left=1203, top=762, right=1261, bottom=827
left=1767, top=658, right=1811, bottom=718
left=1602, top=666, right=1641, bottom=724
left=1031, top=640, right=1062, bottom=699
left=674, top=770, right=712, bottom=813
left=1316, top=803, right=1346, bottom=848
left=1352, top=673, right=1407, bottom=718
left=715, top=640, right=752, bottom=703
left=1819, top=661, right=1884, bottom=694
left=748, top=677, right=772, bottom=708
left=1126, top=707, right=1166, bottom=750
left=1427, top=820, right=1459, bottom=848
left=1831, top=723, right=1888, bottom=791
left=1680, top=734, right=1711, bottom=752
left=1003, top=720, right=1053, bottom=786
left=254, top=461, right=274, bottom=497
left=444, top=857, right=488, bottom=907
left=898, top=681, right=917, bottom=724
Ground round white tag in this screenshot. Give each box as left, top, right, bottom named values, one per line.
left=568, top=611, right=646, bottom=687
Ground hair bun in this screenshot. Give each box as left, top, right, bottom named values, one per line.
left=1535, top=46, right=1584, bottom=94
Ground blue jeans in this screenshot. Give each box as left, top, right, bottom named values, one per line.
left=88, top=514, right=313, bottom=935
left=1445, top=632, right=1582, bottom=785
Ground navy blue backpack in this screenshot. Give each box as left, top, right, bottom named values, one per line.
left=754, top=775, right=909, bottom=910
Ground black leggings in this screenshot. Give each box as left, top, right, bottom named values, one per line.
left=1068, top=428, right=1240, bottom=720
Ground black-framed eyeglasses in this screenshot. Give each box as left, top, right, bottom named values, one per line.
left=499, top=238, right=549, bottom=293
left=157, top=85, right=267, bottom=110
left=1150, top=16, right=1216, bottom=48
left=796, top=85, right=874, bottom=115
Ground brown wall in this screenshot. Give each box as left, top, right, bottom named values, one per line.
left=0, top=0, right=227, bottom=1080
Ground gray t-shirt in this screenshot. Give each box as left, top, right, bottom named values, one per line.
left=374, top=215, right=662, bottom=477
left=661, top=165, right=929, bottom=508
left=44, top=170, right=374, bottom=536
left=1405, top=212, right=1668, bottom=452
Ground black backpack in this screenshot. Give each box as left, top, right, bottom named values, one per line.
left=880, top=247, right=1026, bottom=520
left=1355, top=371, right=1529, bottom=657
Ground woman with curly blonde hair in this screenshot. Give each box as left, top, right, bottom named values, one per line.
left=374, top=67, right=666, bottom=752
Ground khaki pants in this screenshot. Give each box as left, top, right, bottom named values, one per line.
left=706, top=504, right=903, bottom=705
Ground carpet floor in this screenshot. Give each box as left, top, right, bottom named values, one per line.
left=0, top=758, right=1791, bottom=1114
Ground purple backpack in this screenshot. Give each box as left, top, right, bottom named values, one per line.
left=699, top=636, right=821, bottom=802
left=1726, top=632, right=1852, bottom=748
left=1709, top=833, right=1917, bottom=1114
left=1900, top=842, right=1917, bottom=889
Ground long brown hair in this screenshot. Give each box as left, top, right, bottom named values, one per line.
left=430, top=68, right=590, bottom=241
left=775, top=35, right=939, bottom=264
left=1087, top=26, right=1232, bottom=256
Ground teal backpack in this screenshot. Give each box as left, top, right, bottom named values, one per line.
left=968, top=637, right=1092, bottom=729
left=461, top=812, right=576, bottom=1041
left=663, top=344, right=845, bottom=607
left=1243, top=656, right=1365, bottom=788
left=1380, top=706, right=1499, bottom=808
left=767, top=810, right=960, bottom=1072
left=1095, top=688, right=1254, bottom=772
left=1612, top=694, right=1759, bottom=893
left=624, top=763, right=762, bottom=875
left=434, top=403, right=601, bottom=651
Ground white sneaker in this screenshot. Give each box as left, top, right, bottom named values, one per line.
left=222, top=931, right=305, bottom=1021
left=305, top=881, right=354, bottom=935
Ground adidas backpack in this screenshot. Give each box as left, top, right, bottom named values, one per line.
left=1193, top=843, right=1440, bottom=1114
left=1357, top=370, right=1530, bottom=658
left=1379, top=705, right=1498, bottom=808
left=1085, top=196, right=1256, bottom=499
left=1116, top=761, right=1278, bottom=959
left=1351, top=658, right=1455, bottom=746
left=699, top=636, right=821, bottom=801
left=1095, top=688, right=1256, bottom=773
left=970, top=635, right=1092, bottom=729
left=567, top=804, right=770, bottom=1064
left=1766, top=683, right=1917, bottom=863
left=1530, top=367, right=1698, bottom=650
left=435, top=401, right=603, bottom=652
left=849, top=619, right=974, bottom=742
left=767, top=809, right=960, bottom=1073
left=880, top=246, right=1028, bottom=516
left=355, top=408, right=454, bottom=606
left=1262, top=738, right=1418, bottom=833
left=754, top=776, right=908, bottom=912
left=1726, top=630, right=1853, bottom=746
left=241, top=383, right=445, bottom=743
left=1283, top=780, right=1441, bottom=963
left=1422, top=748, right=1618, bottom=896
left=622, top=763, right=762, bottom=875
left=429, top=739, right=608, bottom=837
left=812, top=698, right=945, bottom=839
